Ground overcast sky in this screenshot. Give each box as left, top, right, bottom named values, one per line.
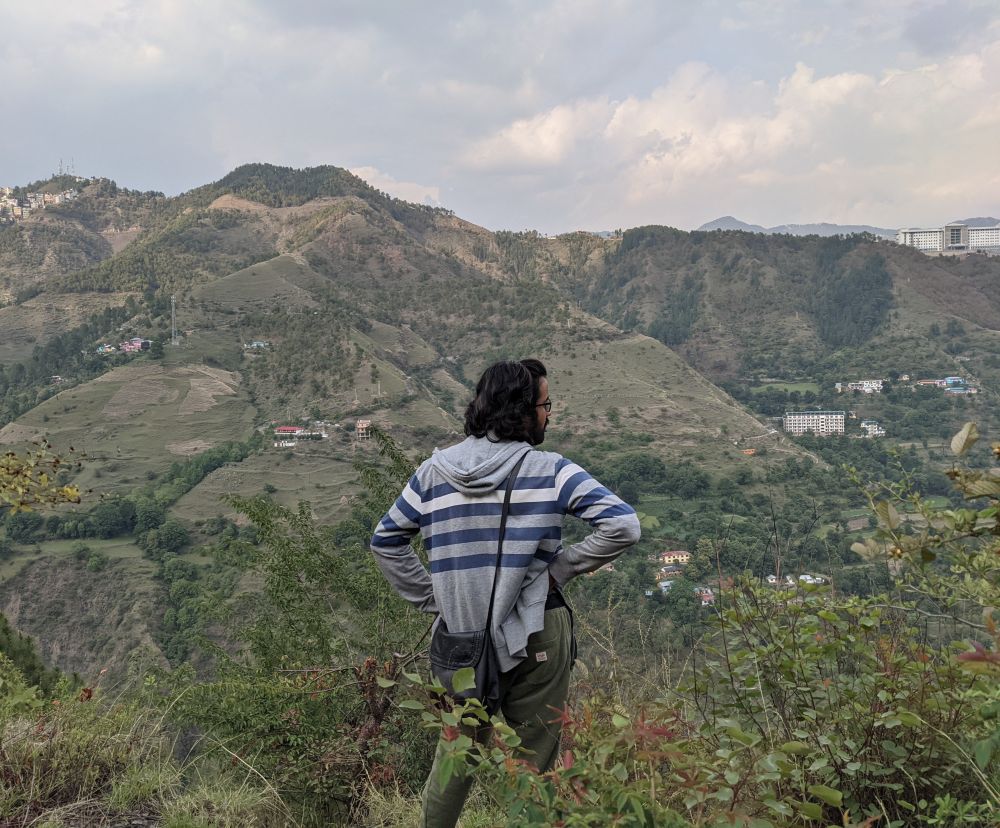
left=1, top=0, right=998, bottom=233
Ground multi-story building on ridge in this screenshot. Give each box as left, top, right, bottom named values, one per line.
left=783, top=410, right=846, bottom=436
left=897, top=222, right=1000, bottom=255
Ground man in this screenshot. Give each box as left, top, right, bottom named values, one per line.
left=370, top=358, right=640, bottom=827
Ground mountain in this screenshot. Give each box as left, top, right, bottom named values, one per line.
left=5, top=162, right=1000, bottom=677
left=698, top=216, right=896, bottom=239
left=954, top=216, right=1000, bottom=227
left=697, top=216, right=768, bottom=233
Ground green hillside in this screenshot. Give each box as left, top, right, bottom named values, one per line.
left=1, top=162, right=996, bottom=681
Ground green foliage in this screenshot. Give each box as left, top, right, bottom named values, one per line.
left=857, top=420, right=1000, bottom=782
left=0, top=678, right=281, bottom=826
left=0, top=446, right=81, bottom=512
left=0, top=617, right=61, bottom=697
left=161, top=431, right=435, bottom=824
left=808, top=250, right=892, bottom=347
left=649, top=273, right=703, bottom=346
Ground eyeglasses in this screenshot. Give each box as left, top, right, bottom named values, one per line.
left=536, top=399, right=552, bottom=412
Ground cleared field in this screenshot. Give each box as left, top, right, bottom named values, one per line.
left=192, top=254, right=323, bottom=310
left=750, top=382, right=821, bottom=394
left=359, top=320, right=439, bottom=367
left=540, top=333, right=783, bottom=469
left=170, top=446, right=363, bottom=525
left=0, top=360, right=256, bottom=495
left=0, top=537, right=147, bottom=581
left=0, top=291, right=136, bottom=363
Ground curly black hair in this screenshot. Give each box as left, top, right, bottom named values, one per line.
left=464, top=359, right=547, bottom=442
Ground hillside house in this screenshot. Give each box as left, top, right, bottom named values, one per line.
left=846, top=379, right=884, bottom=393
left=120, top=337, right=151, bottom=353
left=244, top=340, right=270, bottom=351
left=658, top=550, right=691, bottom=565
left=274, top=426, right=305, bottom=437
left=658, top=565, right=683, bottom=580
left=96, top=344, right=116, bottom=354
left=356, top=419, right=372, bottom=440
left=694, top=587, right=716, bottom=606
left=860, top=420, right=886, bottom=438
left=741, top=448, right=756, bottom=456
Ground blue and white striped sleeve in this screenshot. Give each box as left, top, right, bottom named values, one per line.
left=370, top=474, right=436, bottom=613
left=548, top=458, right=641, bottom=585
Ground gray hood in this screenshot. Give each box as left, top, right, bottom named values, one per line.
left=430, top=436, right=532, bottom=495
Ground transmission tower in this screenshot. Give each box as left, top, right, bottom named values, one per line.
left=171, top=295, right=179, bottom=346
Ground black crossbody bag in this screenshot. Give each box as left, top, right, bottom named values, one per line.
left=429, top=451, right=528, bottom=715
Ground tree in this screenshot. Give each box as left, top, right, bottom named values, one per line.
left=0, top=447, right=80, bottom=512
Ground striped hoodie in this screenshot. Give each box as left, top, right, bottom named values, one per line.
left=370, top=436, right=640, bottom=671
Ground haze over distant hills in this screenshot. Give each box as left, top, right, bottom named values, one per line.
left=697, top=216, right=897, bottom=239
left=699, top=215, right=1000, bottom=238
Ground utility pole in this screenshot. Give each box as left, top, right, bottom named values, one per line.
left=171, top=295, right=178, bottom=346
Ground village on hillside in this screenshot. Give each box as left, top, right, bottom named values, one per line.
left=781, top=374, right=979, bottom=438
left=0, top=184, right=81, bottom=223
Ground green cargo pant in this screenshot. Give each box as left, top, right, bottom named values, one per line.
left=421, top=605, right=573, bottom=828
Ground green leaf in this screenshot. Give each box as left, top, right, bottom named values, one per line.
left=398, top=699, right=424, bottom=710
left=612, top=713, right=630, bottom=729
left=951, top=421, right=979, bottom=457
left=974, top=738, right=995, bottom=769
left=808, top=784, right=843, bottom=807
left=795, top=800, right=823, bottom=820
left=375, top=676, right=396, bottom=688
left=781, top=741, right=811, bottom=755
left=451, top=667, right=477, bottom=694
left=896, top=710, right=921, bottom=727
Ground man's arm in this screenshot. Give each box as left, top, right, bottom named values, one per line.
left=370, top=474, right=437, bottom=614
left=547, top=459, right=641, bottom=586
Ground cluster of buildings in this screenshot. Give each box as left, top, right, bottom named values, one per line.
left=782, top=411, right=888, bottom=439
left=835, top=379, right=883, bottom=394
left=766, top=573, right=827, bottom=586
left=272, top=423, right=330, bottom=447
left=914, top=376, right=978, bottom=395
left=897, top=222, right=1000, bottom=256
left=782, top=410, right=846, bottom=436
left=0, top=186, right=80, bottom=223
left=95, top=336, right=152, bottom=355
left=645, top=550, right=717, bottom=606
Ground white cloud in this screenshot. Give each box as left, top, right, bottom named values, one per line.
left=349, top=166, right=441, bottom=206
left=457, top=38, right=1000, bottom=229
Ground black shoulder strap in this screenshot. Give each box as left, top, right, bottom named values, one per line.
left=485, top=450, right=529, bottom=627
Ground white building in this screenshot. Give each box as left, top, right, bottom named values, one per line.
left=860, top=420, right=886, bottom=438
left=840, top=379, right=883, bottom=394
left=898, top=222, right=1000, bottom=255
left=783, top=410, right=846, bottom=436
left=970, top=225, right=1000, bottom=254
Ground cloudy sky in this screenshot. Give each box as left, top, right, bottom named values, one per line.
left=1, top=0, right=998, bottom=233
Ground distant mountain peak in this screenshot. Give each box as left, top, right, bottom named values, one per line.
left=697, top=216, right=896, bottom=239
